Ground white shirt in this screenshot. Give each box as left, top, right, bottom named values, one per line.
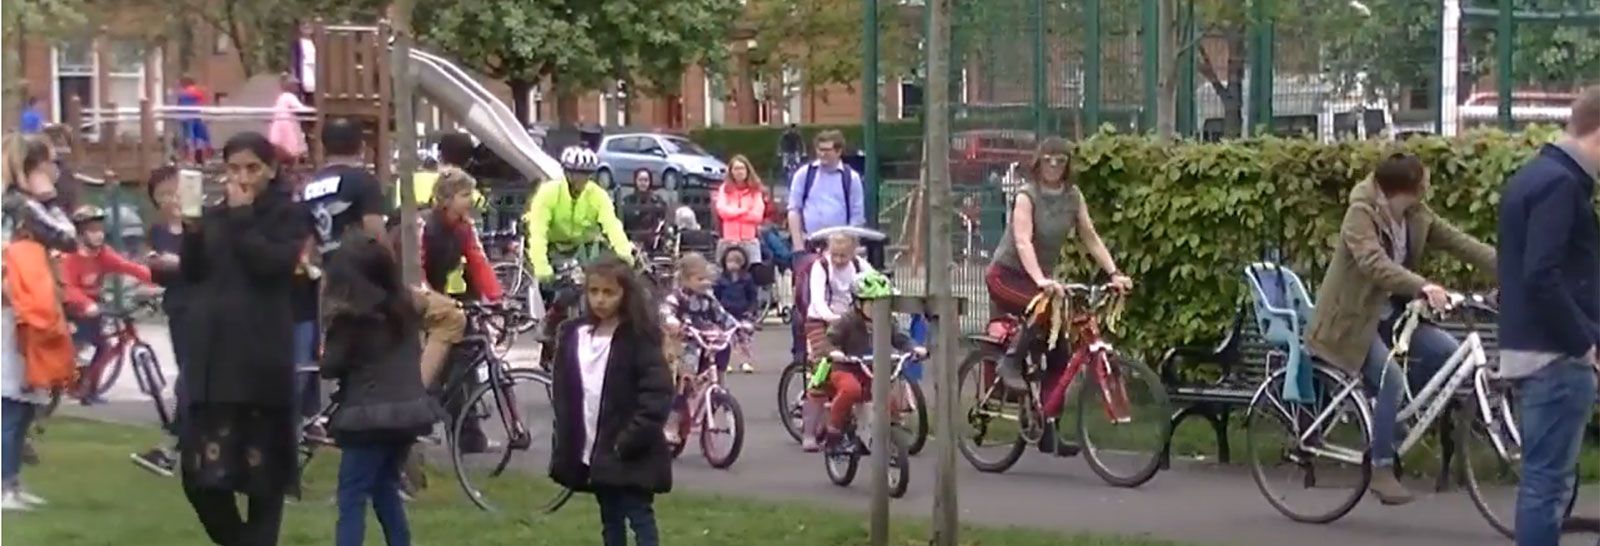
left=807, top=257, right=872, bottom=322
left=298, top=38, right=317, bottom=93
left=576, top=324, right=613, bottom=465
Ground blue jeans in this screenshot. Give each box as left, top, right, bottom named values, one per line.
left=336, top=442, right=412, bottom=546
left=1362, top=318, right=1459, bottom=466
left=1514, top=356, right=1596, bottom=546
left=71, top=315, right=105, bottom=368
left=594, top=486, right=658, bottom=546
left=2, top=399, right=36, bottom=484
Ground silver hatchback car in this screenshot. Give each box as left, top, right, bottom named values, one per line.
left=596, top=133, right=727, bottom=190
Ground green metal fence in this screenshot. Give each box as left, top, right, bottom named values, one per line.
left=867, top=0, right=1599, bottom=332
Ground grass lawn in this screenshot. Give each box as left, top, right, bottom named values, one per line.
left=4, top=419, right=1200, bottom=546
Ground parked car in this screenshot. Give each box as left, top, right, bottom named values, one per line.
left=596, top=133, right=727, bottom=190
left=950, top=129, right=1036, bottom=185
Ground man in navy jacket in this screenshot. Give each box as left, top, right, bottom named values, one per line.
left=1496, top=87, right=1600, bottom=546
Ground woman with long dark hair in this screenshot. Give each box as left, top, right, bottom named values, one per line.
left=178, top=132, right=310, bottom=545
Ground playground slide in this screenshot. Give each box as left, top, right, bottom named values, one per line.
left=405, top=47, right=563, bottom=183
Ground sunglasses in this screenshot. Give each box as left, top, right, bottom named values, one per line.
left=1041, top=154, right=1069, bottom=165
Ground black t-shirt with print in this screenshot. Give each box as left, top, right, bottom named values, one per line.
left=302, top=164, right=385, bottom=259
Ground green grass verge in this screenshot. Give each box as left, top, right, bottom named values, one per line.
left=5, top=419, right=1200, bottom=546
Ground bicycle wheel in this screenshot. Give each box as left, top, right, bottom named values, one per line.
left=825, top=438, right=861, bottom=487
left=1070, top=352, right=1171, bottom=488
left=1244, top=364, right=1373, bottom=524
left=956, top=346, right=1027, bottom=473
left=701, top=388, right=745, bottom=469
left=887, top=435, right=911, bottom=499
left=451, top=368, right=553, bottom=512
left=1459, top=378, right=1521, bottom=539
left=777, top=361, right=810, bottom=443
left=92, top=347, right=128, bottom=397
left=130, top=343, right=173, bottom=429
left=896, top=380, right=929, bottom=456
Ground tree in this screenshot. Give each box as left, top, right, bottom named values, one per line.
left=1191, top=0, right=1600, bottom=138
left=741, top=0, right=915, bottom=125
left=89, top=0, right=383, bottom=76
left=418, top=0, right=740, bottom=127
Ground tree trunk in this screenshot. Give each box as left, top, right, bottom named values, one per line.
left=1155, top=0, right=1179, bottom=139
left=224, top=0, right=257, bottom=76
left=1223, top=31, right=1246, bottom=138
left=509, top=78, right=534, bottom=125
left=555, top=90, right=581, bottom=129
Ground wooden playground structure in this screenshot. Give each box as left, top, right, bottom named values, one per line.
left=63, top=22, right=400, bottom=184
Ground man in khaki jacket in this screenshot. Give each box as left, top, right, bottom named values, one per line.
left=1304, top=153, right=1496, bottom=505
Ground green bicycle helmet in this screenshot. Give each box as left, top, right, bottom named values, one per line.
left=852, top=270, right=896, bottom=300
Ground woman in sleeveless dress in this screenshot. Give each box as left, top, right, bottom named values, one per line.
left=984, top=136, right=1133, bottom=453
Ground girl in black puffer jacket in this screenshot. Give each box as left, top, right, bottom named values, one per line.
left=321, top=230, right=444, bottom=546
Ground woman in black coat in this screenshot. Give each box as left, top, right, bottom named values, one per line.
left=548, top=255, right=674, bottom=546
left=320, top=230, right=443, bottom=546
left=178, top=132, right=310, bottom=546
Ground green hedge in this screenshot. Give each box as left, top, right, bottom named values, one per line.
left=1062, top=127, right=1560, bottom=359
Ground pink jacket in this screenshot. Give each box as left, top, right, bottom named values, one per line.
left=713, top=182, right=765, bottom=241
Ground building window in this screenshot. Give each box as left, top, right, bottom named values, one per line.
left=213, top=30, right=232, bottom=55
left=52, top=38, right=147, bottom=138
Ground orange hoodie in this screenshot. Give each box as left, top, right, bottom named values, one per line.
left=4, top=240, right=77, bottom=390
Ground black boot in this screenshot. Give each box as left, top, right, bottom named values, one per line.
left=996, top=325, right=1039, bottom=392
left=1037, top=422, right=1082, bottom=458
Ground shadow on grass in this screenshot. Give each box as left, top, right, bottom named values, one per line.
left=6, top=418, right=1201, bottom=546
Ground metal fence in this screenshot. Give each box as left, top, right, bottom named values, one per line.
left=866, top=0, right=1600, bottom=332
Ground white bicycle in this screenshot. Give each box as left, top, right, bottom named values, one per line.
left=1245, top=292, right=1520, bottom=536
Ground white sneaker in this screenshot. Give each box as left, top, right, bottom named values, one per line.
left=664, top=429, right=681, bottom=446
left=16, top=488, right=46, bottom=506
left=2, top=491, right=31, bottom=511
left=739, top=362, right=756, bottom=374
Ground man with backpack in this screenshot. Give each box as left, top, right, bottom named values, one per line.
left=784, top=129, right=865, bottom=368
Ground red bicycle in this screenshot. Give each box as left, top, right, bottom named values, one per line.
left=957, top=282, right=1171, bottom=487
left=48, top=311, right=173, bottom=427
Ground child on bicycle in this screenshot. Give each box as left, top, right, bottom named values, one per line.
left=60, top=204, right=153, bottom=404
left=548, top=255, right=672, bottom=546
left=320, top=231, right=442, bottom=546
left=713, top=246, right=758, bottom=374
left=797, top=232, right=875, bottom=451
left=660, top=252, right=744, bottom=444
left=810, top=272, right=924, bottom=451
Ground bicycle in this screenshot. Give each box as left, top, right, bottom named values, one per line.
left=664, top=326, right=749, bottom=469
left=818, top=351, right=914, bottom=498
left=778, top=331, right=931, bottom=456
left=48, top=310, right=172, bottom=426
left=447, top=300, right=554, bottom=512
left=1242, top=292, right=1520, bottom=535
left=957, top=282, right=1171, bottom=488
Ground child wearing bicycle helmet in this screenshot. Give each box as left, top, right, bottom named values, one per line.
left=659, top=253, right=743, bottom=445
left=804, top=271, right=924, bottom=451
left=60, top=204, right=153, bottom=405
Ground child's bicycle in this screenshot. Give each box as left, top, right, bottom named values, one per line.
left=47, top=310, right=171, bottom=425
left=779, top=345, right=931, bottom=456
left=666, top=326, right=750, bottom=468
left=816, top=351, right=917, bottom=498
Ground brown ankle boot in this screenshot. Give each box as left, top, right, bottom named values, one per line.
left=1369, top=469, right=1414, bottom=505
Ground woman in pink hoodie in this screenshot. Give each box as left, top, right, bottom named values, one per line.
left=713, top=155, right=767, bottom=264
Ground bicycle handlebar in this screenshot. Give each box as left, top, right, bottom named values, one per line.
left=1402, top=291, right=1498, bottom=319
left=682, top=325, right=752, bottom=352
left=1057, top=282, right=1126, bottom=309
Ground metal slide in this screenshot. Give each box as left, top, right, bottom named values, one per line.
left=404, top=47, right=563, bottom=183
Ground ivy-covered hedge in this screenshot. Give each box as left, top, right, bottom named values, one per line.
left=1061, top=127, right=1560, bottom=359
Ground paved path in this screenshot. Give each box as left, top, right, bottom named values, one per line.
left=73, top=319, right=1597, bottom=546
